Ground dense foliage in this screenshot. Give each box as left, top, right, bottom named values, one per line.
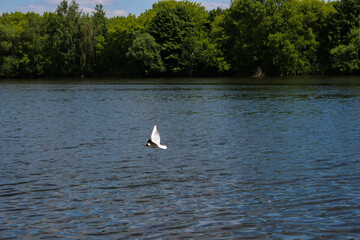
left=1, top=0, right=359, bottom=78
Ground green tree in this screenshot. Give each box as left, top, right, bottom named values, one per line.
left=224, top=0, right=330, bottom=75
left=224, top=0, right=270, bottom=74
left=328, top=0, right=360, bottom=47
left=0, top=15, right=22, bottom=77
left=80, top=14, right=95, bottom=75
left=78, top=4, right=108, bottom=76
left=105, top=14, right=142, bottom=75
left=330, top=28, right=360, bottom=73
left=149, top=6, right=198, bottom=75
left=0, top=12, right=33, bottom=77
left=127, top=32, right=165, bottom=76
left=327, top=0, right=360, bottom=73
left=145, top=0, right=216, bottom=76
left=47, top=0, right=82, bottom=76
left=92, top=4, right=108, bottom=75
left=152, top=0, right=209, bottom=31
left=297, top=0, right=335, bottom=72
left=93, top=4, right=107, bottom=36
left=268, top=30, right=318, bottom=75
left=266, top=0, right=319, bottom=75
left=20, top=12, right=48, bottom=76
left=202, top=9, right=230, bottom=73
left=42, top=11, right=59, bottom=76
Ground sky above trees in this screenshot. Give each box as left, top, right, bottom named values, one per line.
left=0, top=0, right=230, bottom=17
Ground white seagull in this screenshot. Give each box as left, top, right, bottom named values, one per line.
left=145, top=125, right=167, bottom=149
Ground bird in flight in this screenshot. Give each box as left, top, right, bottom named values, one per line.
left=145, top=125, right=167, bottom=150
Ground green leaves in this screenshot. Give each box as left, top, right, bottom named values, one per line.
left=127, top=32, right=165, bottom=76
left=268, top=29, right=317, bottom=75
left=53, top=0, right=82, bottom=75
left=0, top=0, right=359, bottom=77
left=149, top=6, right=195, bottom=75
left=330, top=28, right=360, bottom=73
left=224, top=0, right=331, bottom=75
left=0, top=12, right=46, bottom=77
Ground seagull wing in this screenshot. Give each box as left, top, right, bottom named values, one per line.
left=151, top=125, right=161, bottom=145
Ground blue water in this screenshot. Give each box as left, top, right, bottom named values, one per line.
left=1, top=78, right=360, bottom=239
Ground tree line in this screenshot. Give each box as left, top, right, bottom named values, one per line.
left=1, top=0, right=360, bottom=78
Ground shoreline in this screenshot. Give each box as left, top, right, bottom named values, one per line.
left=1, top=75, right=360, bottom=86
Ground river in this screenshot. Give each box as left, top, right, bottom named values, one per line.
left=1, top=77, right=360, bottom=239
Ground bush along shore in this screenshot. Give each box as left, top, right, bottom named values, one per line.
left=1, top=0, right=360, bottom=78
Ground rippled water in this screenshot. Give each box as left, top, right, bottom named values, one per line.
left=1, top=78, right=360, bottom=239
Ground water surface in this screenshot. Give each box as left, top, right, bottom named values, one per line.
left=1, top=77, right=360, bottom=239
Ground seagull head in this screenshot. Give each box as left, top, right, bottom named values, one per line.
left=145, top=138, right=152, bottom=147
